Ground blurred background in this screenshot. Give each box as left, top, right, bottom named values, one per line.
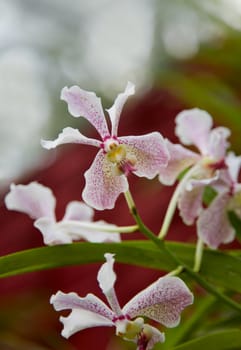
left=0, top=0, right=241, bottom=349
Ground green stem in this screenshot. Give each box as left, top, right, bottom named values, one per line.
left=124, top=189, right=241, bottom=314
left=166, top=265, right=184, bottom=277
left=58, top=221, right=138, bottom=233
left=158, top=165, right=198, bottom=239
left=124, top=190, right=136, bottom=213
left=185, top=267, right=241, bottom=313
left=193, top=238, right=204, bottom=272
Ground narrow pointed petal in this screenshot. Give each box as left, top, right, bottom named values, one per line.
left=50, top=291, right=115, bottom=321
left=34, top=217, right=72, bottom=245
left=208, top=127, right=230, bottom=161
left=197, top=192, right=235, bottom=248
left=175, top=108, right=213, bottom=154
left=61, top=86, right=109, bottom=138
left=225, top=152, right=241, bottom=183
left=97, top=253, right=122, bottom=315
left=107, top=81, right=135, bottom=137
left=123, top=276, right=193, bottom=328
left=120, top=132, right=169, bottom=179
left=63, top=201, right=94, bottom=221
left=158, top=140, right=199, bottom=185
left=97, top=253, right=116, bottom=294
left=178, top=185, right=204, bottom=225
left=56, top=220, right=121, bottom=243
left=41, top=127, right=101, bottom=150
left=82, top=150, right=129, bottom=210
left=5, top=182, right=55, bottom=220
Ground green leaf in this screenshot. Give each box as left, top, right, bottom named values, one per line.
left=0, top=241, right=241, bottom=293
left=228, top=211, right=241, bottom=242
left=171, top=329, right=241, bottom=350
left=202, top=186, right=217, bottom=206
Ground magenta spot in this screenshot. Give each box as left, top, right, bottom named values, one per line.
left=112, top=314, right=130, bottom=322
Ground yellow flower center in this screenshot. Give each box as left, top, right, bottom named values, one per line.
left=116, top=317, right=144, bottom=340
left=107, top=144, right=127, bottom=163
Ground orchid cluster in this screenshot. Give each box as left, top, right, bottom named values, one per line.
left=4, top=82, right=241, bottom=349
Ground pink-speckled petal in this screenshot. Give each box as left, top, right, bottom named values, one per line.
left=175, top=108, right=213, bottom=154
left=61, top=86, right=109, bottom=138
left=197, top=192, right=235, bottom=249
left=82, top=150, right=129, bottom=210
left=5, top=182, right=55, bottom=220
left=208, top=127, right=230, bottom=161
left=63, top=201, right=94, bottom=221
left=158, top=140, right=199, bottom=185
left=41, top=127, right=101, bottom=150
left=107, top=82, right=135, bottom=137
left=50, top=291, right=114, bottom=338
left=123, top=276, right=193, bottom=328
left=34, top=217, right=72, bottom=245
left=120, top=132, right=169, bottom=179
left=178, top=185, right=204, bottom=225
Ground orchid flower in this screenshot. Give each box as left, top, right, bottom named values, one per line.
left=159, top=108, right=230, bottom=226
left=197, top=152, right=241, bottom=248
left=41, top=82, right=169, bottom=210
left=51, top=253, right=193, bottom=350
left=5, top=182, right=120, bottom=245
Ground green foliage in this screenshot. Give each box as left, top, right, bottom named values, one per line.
left=0, top=241, right=241, bottom=294
left=228, top=211, right=241, bottom=242
left=171, top=329, right=241, bottom=350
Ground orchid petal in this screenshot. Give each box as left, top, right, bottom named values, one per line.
left=82, top=150, right=129, bottom=210
left=145, top=325, right=165, bottom=350
left=197, top=192, right=235, bottom=249
left=34, top=217, right=72, bottom=245
left=61, top=86, right=109, bottom=139
left=63, top=201, right=94, bottom=221
left=178, top=185, right=204, bottom=225
left=123, top=276, right=193, bottom=328
left=185, top=174, right=219, bottom=192
left=85, top=221, right=121, bottom=243
left=208, top=127, right=230, bottom=161
left=120, top=132, right=169, bottom=179
left=107, top=81, right=135, bottom=137
left=158, top=140, right=199, bottom=185
left=97, top=253, right=122, bottom=315
left=97, top=253, right=116, bottom=294
left=225, top=152, right=241, bottom=183
left=51, top=291, right=114, bottom=338
left=56, top=220, right=121, bottom=243
left=50, top=291, right=115, bottom=322
left=60, top=309, right=113, bottom=338
left=175, top=108, right=213, bottom=154
left=5, top=182, right=56, bottom=220
left=41, top=127, right=101, bottom=150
